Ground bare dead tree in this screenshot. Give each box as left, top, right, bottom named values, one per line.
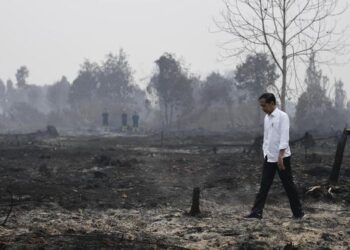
left=216, top=0, right=348, bottom=111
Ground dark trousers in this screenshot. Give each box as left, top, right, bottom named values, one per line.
left=251, top=156, right=303, bottom=217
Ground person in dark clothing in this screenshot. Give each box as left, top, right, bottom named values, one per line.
left=102, top=112, right=109, bottom=127
left=245, top=93, right=304, bottom=220
left=132, top=112, right=139, bottom=132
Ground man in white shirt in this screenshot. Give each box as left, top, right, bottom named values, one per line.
left=245, top=93, right=304, bottom=219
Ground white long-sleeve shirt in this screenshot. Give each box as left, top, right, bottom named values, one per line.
left=263, top=107, right=291, bottom=162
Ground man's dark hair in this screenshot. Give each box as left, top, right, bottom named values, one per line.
left=258, top=93, right=276, bottom=105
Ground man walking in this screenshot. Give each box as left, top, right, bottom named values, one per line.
left=245, top=93, right=304, bottom=219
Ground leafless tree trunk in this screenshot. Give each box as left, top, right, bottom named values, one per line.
left=225, top=101, right=235, bottom=128
left=329, top=128, right=350, bottom=185
left=164, top=103, right=169, bottom=128
left=216, top=0, right=347, bottom=111
left=170, top=104, right=174, bottom=129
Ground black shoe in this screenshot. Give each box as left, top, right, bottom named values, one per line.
left=244, top=212, right=262, bottom=219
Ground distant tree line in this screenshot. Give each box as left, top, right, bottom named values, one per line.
left=0, top=49, right=348, bottom=135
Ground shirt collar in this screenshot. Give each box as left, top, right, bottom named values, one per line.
left=269, top=107, right=279, bottom=117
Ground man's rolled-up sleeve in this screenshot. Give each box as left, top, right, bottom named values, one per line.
left=279, top=114, right=290, bottom=150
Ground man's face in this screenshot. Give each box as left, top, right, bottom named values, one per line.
left=259, top=98, right=275, bottom=114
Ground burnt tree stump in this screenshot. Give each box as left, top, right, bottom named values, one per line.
left=189, top=187, right=201, bottom=216
left=329, top=128, right=350, bottom=185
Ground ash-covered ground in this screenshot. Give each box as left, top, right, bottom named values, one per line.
left=0, top=132, right=350, bottom=249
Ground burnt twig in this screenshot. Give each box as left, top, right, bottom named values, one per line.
left=1, top=188, right=14, bottom=226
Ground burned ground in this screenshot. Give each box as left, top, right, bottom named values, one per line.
left=0, top=133, right=350, bottom=249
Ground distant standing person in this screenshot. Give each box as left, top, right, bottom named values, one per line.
left=121, top=112, right=128, bottom=132
left=245, top=93, right=304, bottom=219
left=102, top=112, right=109, bottom=127
left=132, top=112, right=139, bottom=132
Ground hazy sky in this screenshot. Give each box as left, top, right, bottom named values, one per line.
left=0, top=0, right=349, bottom=96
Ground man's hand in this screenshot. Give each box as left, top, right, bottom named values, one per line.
left=278, top=149, right=286, bottom=171
left=278, top=155, right=285, bottom=171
